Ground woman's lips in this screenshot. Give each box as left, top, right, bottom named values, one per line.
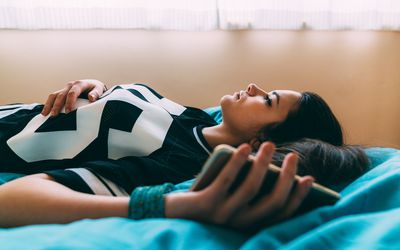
left=234, top=92, right=240, bottom=100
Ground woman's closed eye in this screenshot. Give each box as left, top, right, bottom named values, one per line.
left=264, top=94, right=272, bottom=107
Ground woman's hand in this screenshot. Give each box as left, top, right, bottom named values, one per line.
left=165, top=142, right=314, bottom=230
left=41, top=79, right=107, bottom=116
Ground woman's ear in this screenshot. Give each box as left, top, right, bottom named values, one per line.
left=249, top=138, right=261, bottom=151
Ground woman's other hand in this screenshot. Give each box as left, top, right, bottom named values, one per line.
left=165, top=142, right=314, bottom=230
left=41, top=79, right=107, bottom=116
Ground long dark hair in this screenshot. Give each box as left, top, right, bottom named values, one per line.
left=272, top=138, right=369, bottom=188
left=261, top=92, right=343, bottom=146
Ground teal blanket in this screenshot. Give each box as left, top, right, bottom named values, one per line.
left=1, top=148, right=399, bottom=249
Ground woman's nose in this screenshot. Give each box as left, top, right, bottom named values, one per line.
left=246, top=83, right=258, bottom=96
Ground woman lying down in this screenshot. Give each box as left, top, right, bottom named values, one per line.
left=0, top=79, right=368, bottom=228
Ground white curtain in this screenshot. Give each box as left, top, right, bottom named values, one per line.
left=0, top=0, right=218, bottom=30
left=0, top=0, right=399, bottom=30
left=219, top=0, right=400, bottom=30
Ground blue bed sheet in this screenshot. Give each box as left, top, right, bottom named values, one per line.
left=0, top=147, right=399, bottom=249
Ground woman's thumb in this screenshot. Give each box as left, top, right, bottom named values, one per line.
left=88, top=85, right=103, bottom=102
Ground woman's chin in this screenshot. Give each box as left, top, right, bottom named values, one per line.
left=219, top=95, right=229, bottom=106
left=220, top=94, right=236, bottom=105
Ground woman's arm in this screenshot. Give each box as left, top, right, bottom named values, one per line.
left=0, top=143, right=312, bottom=229
left=41, top=79, right=107, bottom=116
left=0, top=173, right=129, bottom=228
left=165, top=143, right=313, bottom=229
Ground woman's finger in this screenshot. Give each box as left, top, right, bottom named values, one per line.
left=259, top=176, right=313, bottom=228
left=87, top=84, right=104, bottom=102
left=49, top=89, right=69, bottom=116
left=209, top=144, right=251, bottom=194
left=41, top=92, right=58, bottom=116
left=64, top=83, right=86, bottom=113
left=239, top=153, right=299, bottom=225
left=265, top=153, right=298, bottom=208
left=274, top=176, right=314, bottom=222
left=222, top=142, right=275, bottom=217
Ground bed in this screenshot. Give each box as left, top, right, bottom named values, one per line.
left=0, top=108, right=399, bottom=249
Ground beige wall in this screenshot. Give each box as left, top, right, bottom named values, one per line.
left=0, top=30, right=399, bottom=148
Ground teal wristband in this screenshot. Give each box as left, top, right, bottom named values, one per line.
left=128, top=183, right=176, bottom=220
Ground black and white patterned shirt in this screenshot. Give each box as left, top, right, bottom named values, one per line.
left=0, top=84, right=217, bottom=196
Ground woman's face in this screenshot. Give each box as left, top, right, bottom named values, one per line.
left=220, top=83, right=301, bottom=140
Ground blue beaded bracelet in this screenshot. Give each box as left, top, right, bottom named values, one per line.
left=128, top=183, right=176, bottom=219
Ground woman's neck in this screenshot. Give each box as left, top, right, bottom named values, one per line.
left=202, top=123, right=248, bottom=149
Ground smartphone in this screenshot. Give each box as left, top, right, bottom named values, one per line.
left=191, top=144, right=341, bottom=214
